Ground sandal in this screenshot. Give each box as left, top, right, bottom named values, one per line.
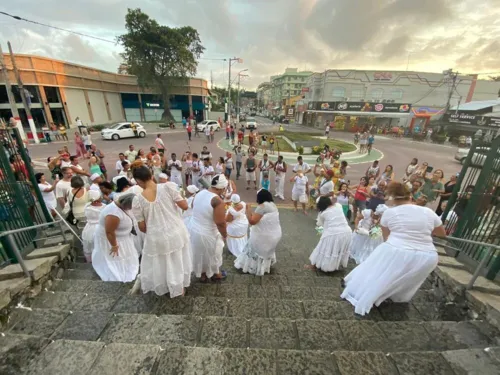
left=211, top=270, right=228, bottom=281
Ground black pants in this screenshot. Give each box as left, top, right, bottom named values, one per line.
left=236, top=161, right=242, bottom=178
left=188, top=132, right=192, bottom=141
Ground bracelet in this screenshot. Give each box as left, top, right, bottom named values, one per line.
left=110, top=245, right=119, bottom=249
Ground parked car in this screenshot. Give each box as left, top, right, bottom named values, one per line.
left=101, top=122, right=146, bottom=140
left=197, top=120, right=221, bottom=132
left=454, top=146, right=498, bottom=167
left=245, top=117, right=257, bottom=130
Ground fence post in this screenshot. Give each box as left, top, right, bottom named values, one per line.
left=5, top=234, right=32, bottom=280
left=12, top=128, right=53, bottom=223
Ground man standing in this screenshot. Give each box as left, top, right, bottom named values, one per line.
left=293, top=156, right=311, bottom=174
left=187, top=123, right=192, bottom=141
left=258, top=153, right=274, bottom=189
left=367, top=133, right=375, bottom=155
left=274, top=155, right=287, bottom=200
left=131, top=122, right=138, bottom=138
left=244, top=152, right=258, bottom=190
left=115, top=153, right=129, bottom=174
left=167, top=153, right=183, bottom=187
left=191, top=153, right=201, bottom=188
left=125, top=145, right=138, bottom=163
left=325, top=122, right=330, bottom=138
left=225, top=122, right=231, bottom=140
left=155, top=134, right=166, bottom=154
left=55, top=167, right=73, bottom=209
left=234, top=146, right=245, bottom=180
left=204, top=124, right=211, bottom=143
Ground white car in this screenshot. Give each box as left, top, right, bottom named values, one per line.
left=245, top=117, right=257, bottom=130
left=197, top=120, right=221, bottom=132
left=101, top=122, right=147, bottom=140
left=454, top=146, right=497, bottom=167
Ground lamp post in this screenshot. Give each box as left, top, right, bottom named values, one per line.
left=236, top=69, right=248, bottom=123
left=227, top=57, right=243, bottom=123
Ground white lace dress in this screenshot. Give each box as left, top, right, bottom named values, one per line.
left=349, top=209, right=373, bottom=264
left=92, top=203, right=139, bottom=282
left=234, top=202, right=282, bottom=276
left=309, top=204, right=352, bottom=272
left=81, top=203, right=104, bottom=262
left=189, top=189, right=224, bottom=278
left=226, top=203, right=249, bottom=257
left=132, top=183, right=192, bottom=297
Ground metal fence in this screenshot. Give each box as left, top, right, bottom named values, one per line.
left=442, top=135, right=500, bottom=280
left=0, top=127, right=53, bottom=265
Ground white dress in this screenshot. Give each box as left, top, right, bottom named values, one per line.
left=309, top=204, right=352, bottom=272
left=92, top=203, right=139, bottom=282
left=38, top=183, right=57, bottom=210
left=341, top=204, right=441, bottom=316
left=189, top=189, right=224, bottom=278
left=114, top=187, right=145, bottom=256
left=234, top=202, right=282, bottom=276
left=132, top=183, right=192, bottom=297
left=183, top=195, right=195, bottom=230
left=349, top=209, right=373, bottom=264
left=81, top=203, right=104, bottom=260
left=226, top=203, right=249, bottom=257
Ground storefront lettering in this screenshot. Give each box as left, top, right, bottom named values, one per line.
left=373, top=72, right=393, bottom=81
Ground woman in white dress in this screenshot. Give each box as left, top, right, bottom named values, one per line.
left=226, top=194, right=249, bottom=257
left=306, top=196, right=352, bottom=272
left=234, top=189, right=282, bottom=276
left=341, top=181, right=446, bottom=316
left=189, top=174, right=228, bottom=281
left=183, top=185, right=199, bottom=229
left=92, top=194, right=139, bottom=282
left=81, top=190, right=104, bottom=262
left=349, top=208, right=373, bottom=264
left=131, top=164, right=193, bottom=297
left=35, top=172, right=59, bottom=218
left=62, top=176, right=89, bottom=220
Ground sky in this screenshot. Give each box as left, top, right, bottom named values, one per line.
left=1, top=0, right=499, bottom=90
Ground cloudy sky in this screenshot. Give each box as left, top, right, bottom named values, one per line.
left=1, top=0, right=499, bottom=90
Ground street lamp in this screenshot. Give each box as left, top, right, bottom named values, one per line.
left=236, top=69, right=249, bottom=123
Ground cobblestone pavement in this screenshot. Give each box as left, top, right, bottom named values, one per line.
left=2, top=209, right=500, bottom=374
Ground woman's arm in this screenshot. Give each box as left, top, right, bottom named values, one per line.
left=432, top=225, right=447, bottom=238
left=137, top=221, right=147, bottom=233
left=212, top=197, right=227, bottom=239
left=104, top=215, right=120, bottom=255
left=382, top=226, right=390, bottom=241
left=176, top=199, right=188, bottom=211
left=48, top=156, right=60, bottom=171
left=226, top=212, right=234, bottom=223
left=245, top=204, right=263, bottom=225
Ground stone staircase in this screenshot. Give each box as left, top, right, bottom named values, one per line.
left=2, top=210, right=500, bottom=374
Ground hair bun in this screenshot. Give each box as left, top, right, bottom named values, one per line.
left=129, top=160, right=144, bottom=171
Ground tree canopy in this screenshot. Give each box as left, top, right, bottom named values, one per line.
left=118, top=8, right=205, bottom=119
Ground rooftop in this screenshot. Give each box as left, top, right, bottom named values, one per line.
left=450, top=99, right=500, bottom=111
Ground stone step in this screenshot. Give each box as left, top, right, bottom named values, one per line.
left=38, top=234, right=75, bottom=249
left=25, top=244, right=70, bottom=262
left=5, top=308, right=497, bottom=352
left=0, top=277, right=31, bottom=310
left=0, top=257, right=57, bottom=282
left=7, top=339, right=500, bottom=375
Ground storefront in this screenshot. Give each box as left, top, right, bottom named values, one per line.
left=442, top=112, right=500, bottom=139
left=302, top=101, right=412, bottom=131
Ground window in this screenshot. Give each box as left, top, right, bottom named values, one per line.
left=391, top=89, right=403, bottom=100
left=370, top=88, right=384, bottom=100
left=44, top=86, right=61, bottom=103
left=351, top=87, right=364, bottom=99
left=332, top=87, right=346, bottom=98
left=287, top=77, right=291, bottom=81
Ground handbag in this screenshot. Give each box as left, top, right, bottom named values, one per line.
left=66, top=188, right=82, bottom=226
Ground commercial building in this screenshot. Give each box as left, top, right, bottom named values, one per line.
left=443, top=99, right=500, bottom=137
left=292, top=69, right=500, bottom=131
left=269, top=68, right=313, bottom=109
left=0, top=53, right=209, bottom=137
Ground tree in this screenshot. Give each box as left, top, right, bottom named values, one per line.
left=489, top=76, right=500, bottom=81
left=118, top=8, right=205, bottom=121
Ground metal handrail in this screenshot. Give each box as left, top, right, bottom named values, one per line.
left=433, top=235, right=499, bottom=290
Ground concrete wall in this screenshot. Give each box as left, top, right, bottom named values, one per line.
left=106, top=92, right=124, bottom=122
left=64, top=88, right=91, bottom=126
left=87, top=91, right=108, bottom=125
left=208, top=111, right=225, bottom=121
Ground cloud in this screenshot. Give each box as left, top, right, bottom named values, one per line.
left=0, top=0, right=499, bottom=90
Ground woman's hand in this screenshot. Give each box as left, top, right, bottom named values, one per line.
left=109, top=245, right=119, bottom=257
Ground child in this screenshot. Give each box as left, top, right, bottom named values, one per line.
left=261, top=171, right=270, bottom=190
left=349, top=209, right=372, bottom=264
left=82, top=190, right=104, bottom=262
left=350, top=205, right=388, bottom=264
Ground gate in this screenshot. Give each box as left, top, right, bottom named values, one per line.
left=0, top=127, right=53, bottom=265
left=442, top=135, right=500, bottom=280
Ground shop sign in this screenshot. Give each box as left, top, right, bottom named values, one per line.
left=373, top=72, right=393, bottom=81
left=145, top=103, right=160, bottom=108
left=445, top=113, right=500, bottom=127
left=301, top=87, right=310, bottom=93
left=307, top=101, right=411, bottom=113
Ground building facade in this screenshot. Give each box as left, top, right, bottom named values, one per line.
left=269, top=68, right=313, bottom=109
left=0, top=54, right=209, bottom=135
left=295, top=69, right=500, bottom=130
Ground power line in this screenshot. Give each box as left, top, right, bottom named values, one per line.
left=0, top=11, right=116, bottom=44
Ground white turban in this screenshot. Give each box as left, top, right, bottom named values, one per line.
left=158, top=173, right=168, bottom=180
left=187, top=185, right=199, bottom=194
left=112, top=175, right=127, bottom=185
left=88, top=189, right=101, bottom=201
left=212, top=174, right=228, bottom=189
left=231, top=194, right=241, bottom=204
left=375, top=204, right=388, bottom=215
left=90, top=173, right=101, bottom=182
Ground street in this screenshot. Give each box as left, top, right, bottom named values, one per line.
left=27, top=117, right=463, bottom=207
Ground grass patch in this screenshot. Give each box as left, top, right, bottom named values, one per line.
left=260, top=131, right=356, bottom=153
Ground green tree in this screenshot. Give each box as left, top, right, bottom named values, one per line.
left=118, top=8, right=205, bottom=121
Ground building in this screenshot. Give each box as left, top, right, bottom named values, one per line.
left=269, top=68, right=313, bottom=110
left=0, top=54, right=209, bottom=136
left=444, top=99, right=500, bottom=138
left=295, top=69, right=500, bottom=131
left=256, top=82, right=271, bottom=111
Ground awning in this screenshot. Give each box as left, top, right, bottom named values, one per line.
left=306, top=110, right=411, bottom=118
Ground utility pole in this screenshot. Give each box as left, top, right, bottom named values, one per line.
left=226, top=57, right=242, bottom=123
left=444, top=69, right=459, bottom=114
left=0, top=44, right=26, bottom=140
left=236, top=71, right=249, bottom=123
left=8, top=42, right=39, bottom=143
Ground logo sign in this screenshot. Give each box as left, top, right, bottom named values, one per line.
left=374, top=104, right=384, bottom=112
left=301, top=87, right=310, bottom=93
left=445, top=113, right=500, bottom=128
left=288, top=108, right=294, bottom=115
left=307, top=101, right=412, bottom=113
left=337, top=103, right=348, bottom=110
left=373, top=72, right=393, bottom=81
left=146, top=103, right=160, bottom=108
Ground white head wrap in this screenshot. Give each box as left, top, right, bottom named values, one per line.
left=90, top=173, right=101, bottom=182
left=231, top=194, right=241, bottom=204
left=186, top=185, right=199, bottom=194
left=212, top=174, right=228, bottom=189
left=361, top=209, right=372, bottom=219
left=158, top=173, right=168, bottom=180
left=112, top=175, right=127, bottom=185
left=375, top=204, right=388, bottom=215
left=88, top=189, right=101, bottom=201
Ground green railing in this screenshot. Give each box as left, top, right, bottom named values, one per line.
left=0, top=127, right=53, bottom=265
left=442, top=136, right=500, bottom=280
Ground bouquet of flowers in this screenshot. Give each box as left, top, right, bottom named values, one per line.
left=369, top=226, right=382, bottom=239
left=315, top=226, right=324, bottom=236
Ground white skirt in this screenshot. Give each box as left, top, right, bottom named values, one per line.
left=92, top=227, right=139, bottom=282
left=226, top=235, right=248, bottom=257
left=234, top=241, right=277, bottom=276
left=226, top=220, right=249, bottom=257
left=349, top=233, right=370, bottom=264
left=341, top=243, right=438, bottom=316
left=309, top=231, right=352, bottom=272
left=190, top=231, right=224, bottom=278
left=81, top=222, right=98, bottom=257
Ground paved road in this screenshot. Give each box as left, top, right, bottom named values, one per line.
left=27, top=117, right=462, bottom=206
